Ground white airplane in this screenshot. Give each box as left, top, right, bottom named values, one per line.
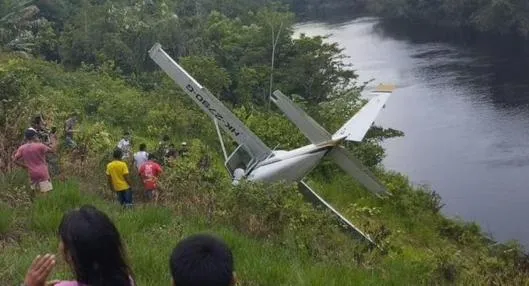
left=149, top=43, right=395, bottom=245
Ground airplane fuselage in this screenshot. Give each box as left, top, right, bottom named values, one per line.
left=246, top=140, right=341, bottom=183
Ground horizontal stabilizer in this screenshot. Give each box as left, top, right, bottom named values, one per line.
left=329, top=146, right=389, bottom=196
left=333, top=84, right=394, bottom=142
left=298, top=180, right=376, bottom=246
left=271, top=90, right=331, bottom=144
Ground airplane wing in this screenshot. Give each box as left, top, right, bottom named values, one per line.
left=329, top=146, right=389, bottom=196
left=271, top=90, right=331, bottom=144
left=149, top=43, right=271, bottom=162
left=298, top=180, right=377, bottom=246
left=333, top=84, right=394, bottom=142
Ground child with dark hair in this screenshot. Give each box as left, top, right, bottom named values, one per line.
left=23, top=205, right=135, bottom=286
left=170, top=234, right=237, bottom=286
left=106, top=149, right=133, bottom=207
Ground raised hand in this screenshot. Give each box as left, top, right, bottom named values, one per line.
left=24, top=254, right=56, bottom=286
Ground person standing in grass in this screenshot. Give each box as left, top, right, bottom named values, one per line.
left=64, top=113, right=79, bottom=148
left=13, top=129, right=58, bottom=194
left=139, top=154, right=163, bottom=203
left=157, top=134, right=171, bottom=162
left=170, top=234, right=237, bottom=286
left=23, top=205, right=135, bottom=286
left=117, top=132, right=133, bottom=161
left=133, top=143, right=149, bottom=171
left=107, top=149, right=133, bottom=207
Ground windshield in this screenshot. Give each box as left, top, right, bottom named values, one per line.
left=225, top=144, right=252, bottom=176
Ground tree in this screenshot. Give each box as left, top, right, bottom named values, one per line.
left=0, top=0, right=53, bottom=56
left=180, top=55, right=232, bottom=97
left=277, top=34, right=357, bottom=103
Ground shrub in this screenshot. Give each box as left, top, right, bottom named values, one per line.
left=0, top=203, right=13, bottom=235
left=159, top=139, right=230, bottom=219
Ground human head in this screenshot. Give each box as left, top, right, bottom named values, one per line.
left=113, top=148, right=123, bottom=160
left=25, top=128, right=39, bottom=142
left=139, top=143, right=146, bottom=151
left=58, top=205, right=132, bottom=285
left=32, top=116, right=45, bottom=130
left=124, top=132, right=131, bottom=140
left=170, top=234, right=235, bottom=286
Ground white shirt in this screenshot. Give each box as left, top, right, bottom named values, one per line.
left=232, top=168, right=245, bottom=186
left=134, top=151, right=149, bottom=169
left=117, top=139, right=131, bottom=158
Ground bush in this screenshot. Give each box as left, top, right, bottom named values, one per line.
left=221, top=182, right=309, bottom=237
left=0, top=203, right=13, bottom=235
left=159, top=139, right=230, bottom=219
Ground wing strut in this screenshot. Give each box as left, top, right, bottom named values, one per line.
left=214, top=119, right=228, bottom=161
left=298, top=181, right=377, bottom=247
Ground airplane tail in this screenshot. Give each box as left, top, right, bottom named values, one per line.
left=328, top=146, right=388, bottom=196
left=332, top=84, right=394, bottom=142
left=271, top=90, right=331, bottom=144
left=271, top=86, right=394, bottom=196
left=272, top=85, right=394, bottom=145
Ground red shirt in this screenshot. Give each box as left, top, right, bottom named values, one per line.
left=139, top=161, right=163, bottom=190
left=13, top=143, right=51, bottom=183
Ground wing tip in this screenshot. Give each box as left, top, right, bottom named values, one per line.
left=374, top=84, right=395, bottom=93
left=149, top=43, right=163, bottom=54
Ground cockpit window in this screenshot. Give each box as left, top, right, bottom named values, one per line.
left=225, top=144, right=252, bottom=176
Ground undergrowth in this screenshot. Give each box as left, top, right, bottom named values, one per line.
left=2, top=144, right=529, bottom=285
left=1, top=55, right=529, bottom=285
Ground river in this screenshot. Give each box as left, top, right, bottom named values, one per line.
left=296, top=17, right=529, bottom=246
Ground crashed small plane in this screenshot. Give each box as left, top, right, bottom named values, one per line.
left=149, top=43, right=395, bottom=245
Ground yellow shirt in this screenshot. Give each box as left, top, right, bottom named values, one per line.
left=106, top=160, right=130, bottom=192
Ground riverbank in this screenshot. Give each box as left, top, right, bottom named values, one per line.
left=2, top=1, right=529, bottom=284
left=2, top=52, right=529, bottom=285
left=288, top=0, right=529, bottom=52
left=297, top=17, right=529, bottom=247
left=367, top=0, right=529, bottom=40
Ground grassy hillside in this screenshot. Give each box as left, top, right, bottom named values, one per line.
left=1, top=55, right=529, bottom=285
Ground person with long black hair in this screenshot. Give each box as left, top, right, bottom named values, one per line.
left=23, top=205, right=135, bottom=286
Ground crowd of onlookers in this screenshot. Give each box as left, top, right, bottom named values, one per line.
left=106, top=132, right=188, bottom=207
left=22, top=205, right=236, bottom=286
left=12, top=114, right=190, bottom=205
left=12, top=115, right=233, bottom=285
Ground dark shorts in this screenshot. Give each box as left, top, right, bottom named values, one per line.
left=145, top=189, right=157, bottom=201
left=116, top=189, right=133, bottom=207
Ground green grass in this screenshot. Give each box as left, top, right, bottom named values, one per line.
left=2, top=173, right=528, bottom=285
left=0, top=180, right=381, bottom=285
left=2, top=35, right=528, bottom=286
left=0, top=203, right=13, bottom=235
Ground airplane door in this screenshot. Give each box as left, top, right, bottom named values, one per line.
left=225, top=144, right=253, bottom=176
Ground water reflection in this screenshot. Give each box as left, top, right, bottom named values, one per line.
left=373, top=19, right=529, bottom=107
left=297, top=17, right=529, bottom=246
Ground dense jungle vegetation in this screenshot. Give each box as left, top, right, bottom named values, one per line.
left=1, top=0, right=529, bottom=285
